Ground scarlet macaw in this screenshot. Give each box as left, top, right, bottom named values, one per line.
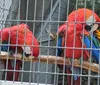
left=0, top=23, right=39, bottom=81
left=57, top=8, right=100, bottom=85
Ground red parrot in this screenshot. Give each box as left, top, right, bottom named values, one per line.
left=57, top=8, right=100, bottom=85
left=0, top=23, right=39, bottom=81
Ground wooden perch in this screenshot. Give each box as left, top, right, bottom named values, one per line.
left=0, top=51, right=99, bottom=73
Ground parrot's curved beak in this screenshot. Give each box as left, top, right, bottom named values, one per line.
left=90, top=24, right=98, bottom=32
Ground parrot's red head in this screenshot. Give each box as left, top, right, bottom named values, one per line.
left=57, top=8, right=100, bottom=36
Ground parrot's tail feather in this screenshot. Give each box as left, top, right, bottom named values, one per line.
left=14, top=60, right=21, bottom=81
left=73, top=77, right=80, bottom=85
left=70, top=67, right=80, bottom=80
left=5, top=60, right=13, bottom=81
left=70, top=66, right=80, bottom=85
left=66, top=67, right=71, bottom=85
left=65, top=66, right=80, bottom=85
left=4, top=60, right=21, bottom=81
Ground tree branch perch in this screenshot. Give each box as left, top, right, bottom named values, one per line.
left=0, top=51, right=99, bottom=73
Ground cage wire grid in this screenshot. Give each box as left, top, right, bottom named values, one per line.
left=0, top=0, right=100, bottom=85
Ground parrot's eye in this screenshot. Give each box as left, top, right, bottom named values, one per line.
left=85, top=25, right=91, bottom=31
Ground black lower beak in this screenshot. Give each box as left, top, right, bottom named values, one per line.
left=85, top=25, right=91, bottom=31
left=25, top=53, right=31, bottom=57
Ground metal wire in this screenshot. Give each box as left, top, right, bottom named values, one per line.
left=0, top=0, right=100, bottom=85
left=32, top=0, right=37, bottom=83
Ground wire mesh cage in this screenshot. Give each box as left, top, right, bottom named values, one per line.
left=0, top=0, right=100, bottom=85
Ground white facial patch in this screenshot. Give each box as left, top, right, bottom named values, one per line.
left=86, top=15, right=98, bottom=32
left=86, top=15, right=96, bottom=26
left=22, top=46, right=31, bottom=54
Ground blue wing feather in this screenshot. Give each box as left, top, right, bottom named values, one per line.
left=1, top=40, right=9, bottom=51
left=83, top=35, right=99, bottom=63
left=57, top=36, right=63, bottom=56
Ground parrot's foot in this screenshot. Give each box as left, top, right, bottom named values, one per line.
left=24, top=53, right=35, bottom=60
left=23, top=55, right=35, bottom=60
left=74, top=59, right=80, bottom=65
left=13, top=53, right=22, bottom=59
left=0, top=51, right=9, bottom=56
left=69, top=58, right=81, bottom=65
left=13, top=53, right=35, bottom=60
left=9, top=49, right=22, bottom=59
left=26, top=56, right=35, bottom=60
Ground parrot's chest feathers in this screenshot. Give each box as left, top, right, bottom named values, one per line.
left=66, top=33, right=82, bottom=47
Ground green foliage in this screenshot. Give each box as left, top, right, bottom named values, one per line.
left=77, top=0, right=100, bottom=16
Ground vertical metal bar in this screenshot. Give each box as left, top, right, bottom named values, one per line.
left=13, top=0, right=20, bottom=82
left=70, top=0, right=78, bottom=84
left=1, top=0, right=5, bottom=28
left=88, top=0, right=95, bottom=85
left=37, top=0, right=41, bottom=84
left=4, top=0, right=12, bottom=82
left=98, top=50, right=100, bottom=84
left=23, top=0, right=31, bottom=84
left=45, top=0, right=52, bottom=84
left=29, top=1, right=33, bottom=84
left=25, top=0, right=30, bottom=84
left=20, top=0, right=29, bottom=83
left=62, top=0, right=70, bottom=85
left=81, top=1, right=87, bottom=85
left=0, top=0, right=5, bottom=80
left=20, top=0, right=24, bottom=83
left=62, top=0, right=66, bottom=84
left=63, top=0, right=70, bottom=84
left=1, top=0, right=4, bottom=80
left=98, top=0, right=100, bottom=83
left=54, top=0, right=61, bottom=84
left=29, top=0, right=38, bottom=83
left=32, top=0, right=37, bottom=83
left=88, top=0, right=91, bottom=84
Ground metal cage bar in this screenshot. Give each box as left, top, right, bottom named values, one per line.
left=0, top=0, right=100, bottom=85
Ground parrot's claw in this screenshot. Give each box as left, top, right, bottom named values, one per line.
left=27, top=56, right=35, bottom=60
left=13, top=53, right=22, bottom=59
left=23, top=56, right=34, bottom=60
left=23, top=56, right=27, bottom=60
left=74, top=59, right=80, bottom=65
left=69, top=58, right=81, bottom=66
left=0, top=51, right=9, bottom=56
